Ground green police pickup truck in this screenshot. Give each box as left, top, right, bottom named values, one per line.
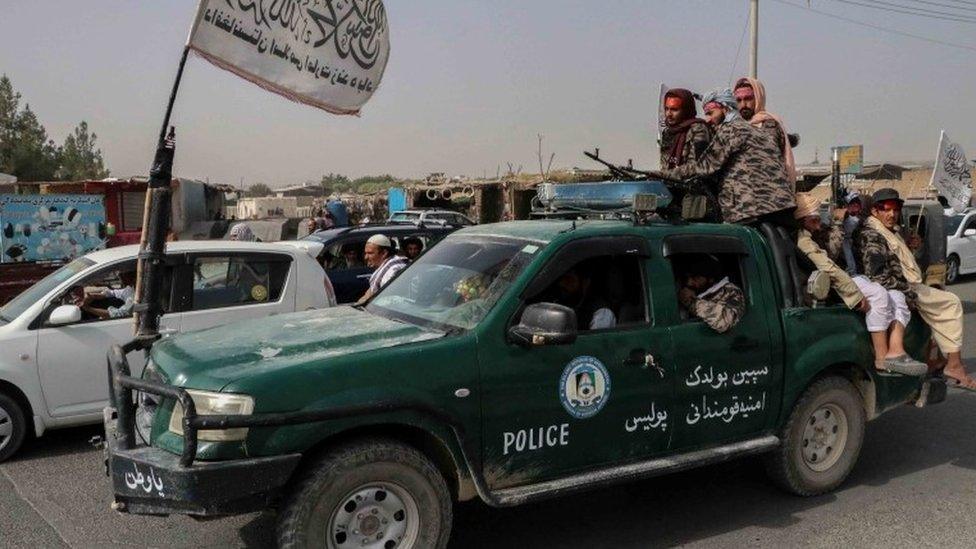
left=104, top=186, right=946, bottom=549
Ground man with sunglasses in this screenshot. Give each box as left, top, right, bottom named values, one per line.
left=855, top=188, right=975, bottom=389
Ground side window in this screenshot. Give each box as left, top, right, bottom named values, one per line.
left=55, top=260, right=171, bottom=323
left=965, top=216, right=976, bottom=233
left=324, top=239, right=367, bottom=271
left=669, top=252, right=748, bottom=323
left=527, top=255, right=648, bottom=331
left=190, top=255, right=290, bottom=311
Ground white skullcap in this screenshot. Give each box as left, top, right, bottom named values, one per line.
left=366, top=234, right=392, bottom=248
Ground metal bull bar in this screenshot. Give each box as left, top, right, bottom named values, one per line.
left=108, top=339, right=199, bottom=467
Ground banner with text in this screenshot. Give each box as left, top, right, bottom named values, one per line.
left=931, top=131, right=972, bottom=213
left=188, top=0, right=391, bottom=116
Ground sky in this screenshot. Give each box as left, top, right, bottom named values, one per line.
left=2, top=1, right=975, bottom=188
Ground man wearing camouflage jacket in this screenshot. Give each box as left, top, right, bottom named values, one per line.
left=855, top=188, right=976, bottom=389
left=660, top=116, right=795, bottom=226
left=678, top=255, right=745, bottom=333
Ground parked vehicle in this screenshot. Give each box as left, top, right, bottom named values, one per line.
left=104, top=184, right=944, bottom=547
left=944, top=208, right=976, bottom=284
left=304, top=223, right=458, bottom=303
left=0, top=240, right=333, bottom=462
left=388, top=208, right=475, bottom=227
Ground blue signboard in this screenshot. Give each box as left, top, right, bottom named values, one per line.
left=0, top=194, right=107, bottom=263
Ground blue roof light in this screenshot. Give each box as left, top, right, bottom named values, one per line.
left=537, top=181, right=673, bottom=212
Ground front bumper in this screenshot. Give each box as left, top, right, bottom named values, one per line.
left=104, top=338, right=300, bottom=517
left=105, top=408, right=301, bottom=516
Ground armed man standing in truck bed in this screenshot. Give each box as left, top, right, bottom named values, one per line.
left=659, top=107, right=795, bottom=227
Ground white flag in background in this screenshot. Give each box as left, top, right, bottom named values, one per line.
left=931, top=131, right=973, bottom=213
left=187, top=0, right=391, bottom=116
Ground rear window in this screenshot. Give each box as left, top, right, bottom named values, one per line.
left=190, top=255, right=290, bottom=310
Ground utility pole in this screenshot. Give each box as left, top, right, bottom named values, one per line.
left=749, top=0, right=759, bottom=78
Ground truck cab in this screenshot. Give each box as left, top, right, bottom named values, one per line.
left=103, top=184, right=944, bottom=549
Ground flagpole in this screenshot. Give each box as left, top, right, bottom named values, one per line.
left=133, top=43, right=193, bottom=338
left=913, top=131, right=945, bottom=236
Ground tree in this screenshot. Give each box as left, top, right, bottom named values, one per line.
left=320, top=172, right=352, bottom=194
left=0, top=75, right=19, bottom=174
left=8, top=104, right=59, bottom=181
left=247, top=182, right=272, bottom=197
left=57, top=121, right=110, bottom=181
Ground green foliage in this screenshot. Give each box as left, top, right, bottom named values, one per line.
left=319, top=172, right=398, bottom=195
left=0, top=74, right=110, bottom=182
left=247, top=182, right=273, bottom=197
left=8, top=104, right=60, bottom=181
left=57, top=121, right=110, bottom=181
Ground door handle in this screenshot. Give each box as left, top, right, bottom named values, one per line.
left=356, top=274, right=372, bottom=280
left=731, top=337, right=760, bottom=352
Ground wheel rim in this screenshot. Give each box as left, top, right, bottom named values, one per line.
left=801, top=403, right=848, bottom=472
left=0, top=405, right=12, bottom=452
left=327, top=481, right=420, bottom=549
left=948, top=259, right=959, bottom=282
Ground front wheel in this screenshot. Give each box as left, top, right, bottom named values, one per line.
left=946, top=255, right=960, bottom=285
left=276, top=438, right=452, bottom=549
left=764, top=376, right=866, bottom=496
left=0, top=392, right=27, bottom=463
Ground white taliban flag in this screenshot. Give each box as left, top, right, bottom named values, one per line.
left=930, top=131, right=973, bottom=213
left=187, top=0, right=391, bottom=116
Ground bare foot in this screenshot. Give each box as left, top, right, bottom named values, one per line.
left=943, top=365, right=976, bottom=389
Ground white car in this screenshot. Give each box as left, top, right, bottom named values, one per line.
left=945, top=208, right=976, bottom=284
left=388, top=209, right=475, bottom=227
left=0, top=240, right=335, bottom=461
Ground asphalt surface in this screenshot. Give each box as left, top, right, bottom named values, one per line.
left=6, top=281, right=976, bottom=548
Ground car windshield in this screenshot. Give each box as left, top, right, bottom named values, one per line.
left=0, top=257, right=95, bottom=322
left=368, top=236, right=539, bottom=331
left=390, top=212, right=421, bottom=222
left=946, top=215, right=965, bottom=236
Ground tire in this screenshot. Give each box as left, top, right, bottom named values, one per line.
left=276, top=438, right=452, bottom=549
left=946, top=255, right=960, bottom=285
left=0, top=392, right=27, bottom=463
left=764, top=376, right=866, bottom=496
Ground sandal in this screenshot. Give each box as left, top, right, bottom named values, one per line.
left=878, top=355, right=928, bottom=377
left=943, top=373, right=976, bottom=392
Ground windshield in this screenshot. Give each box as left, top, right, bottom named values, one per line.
left=0, top=257, right=95, bottom=322
left=368, top=236, right=539, bottom=331
left=946, top=215, right=965, bottom=236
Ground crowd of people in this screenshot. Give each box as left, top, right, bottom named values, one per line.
left=658, top=77, right=974, bottom=389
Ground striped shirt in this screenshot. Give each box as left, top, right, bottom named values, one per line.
left=369, top=256, right=410, bottom=293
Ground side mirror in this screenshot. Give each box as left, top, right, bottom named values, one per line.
left=964, top=228, right=975, bottom=237
left=508, top=303, right=577, bottom=347
left=47, top=304, right=82, bottom=326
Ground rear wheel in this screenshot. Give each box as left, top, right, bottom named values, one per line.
left=764, top=376, right=865, bottom=496
left=946, top=255, right=960, bottom=285
left=276, top=438, right=452, bottom=549
left=0, top=392, right=27, bottom=463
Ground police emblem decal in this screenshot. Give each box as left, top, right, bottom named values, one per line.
left=559, top=356, right=611, bottom=419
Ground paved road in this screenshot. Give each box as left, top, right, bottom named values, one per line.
left=6, top=281, right=976, bottom=548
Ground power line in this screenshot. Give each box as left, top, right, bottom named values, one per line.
left=728, top=8, right=750, bottom=85
left=906, top=0, right=976, bottom=13
left=773, top=0, right=976, bottom=51
left=861, top=0, right=976, bottom=18
left=826, top=0, right=976, bottom=23
left=933, top=0, right=976, bottom=6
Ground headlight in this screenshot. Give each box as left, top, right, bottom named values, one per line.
left=168, top=389, right=255, bottom=442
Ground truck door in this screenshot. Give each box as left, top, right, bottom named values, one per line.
left=480, top=236, right=674, bottom=489
left=663, top=235, right=779, bottom=450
